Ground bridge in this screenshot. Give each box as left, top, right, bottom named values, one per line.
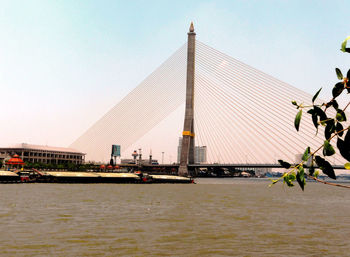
left=70, top=22, right=347, bottom=175
left=99, top=162, right=346, bottom=178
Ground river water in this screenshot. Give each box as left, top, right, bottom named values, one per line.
left=0, top=178, right=349, bottom=256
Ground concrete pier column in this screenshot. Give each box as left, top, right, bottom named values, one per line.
left=179, top=22, right=196, bottom=177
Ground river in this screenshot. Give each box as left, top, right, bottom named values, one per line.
left=0, top=178, right=349, bottom=256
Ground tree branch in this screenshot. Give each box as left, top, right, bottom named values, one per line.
left=307, top=174, right=350, bottom=189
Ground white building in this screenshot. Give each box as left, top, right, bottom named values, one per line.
left=177, top=137, right=207, bottom=164
left=195, top=146, right=207, bottom=164
left=0, top=143, right=85, bottom=165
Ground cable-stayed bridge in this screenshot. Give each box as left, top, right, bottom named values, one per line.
left=71, top=23, right=348, bottom=175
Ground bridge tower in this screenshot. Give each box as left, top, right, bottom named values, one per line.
left=178, top=22, right=196, bottom=177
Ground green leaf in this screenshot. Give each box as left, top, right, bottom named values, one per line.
left=291, top=100, right=298, bottom=106
left=332, top=82, right=344, bottom=98
left=306, top=109, right=319, bottom=132
left=312, top=88, right=322, bottom=103
left=336, top=122, right=344, bottom=137
left=347, top=69, right=350, bottom=79
left=336, top=68, right=343, bottom=80
left=336, top=113, right=343, bottom=122
left=296, top=166, right=305, bottom=191
left=325, top=100, right=339, bottom=111
left=341, top=36, right=350, bottom=52
left=294, top=110, right=302, bottom=131
left=323, top=140, right=336, bottom=156
left=288, top=173, right=296, bottom=181
left=312, top=113, right=318, bottom=132
left=345, top=129, right=350, bottom=144
left=336, top=109, right=347, bottom=122
left=302, top=147, right=310, bottom=161
left=278, top=160, right=291, bottom=169
left=332, top=100, right=339, bottom=110
left=345, top=163, right=350, bottom=170
left=339, top=129, right=350, bottom=161
left=337, top=138, right=350, bottom=162
left=314, top=106, right=327, bottom=121
left=315, top=155, right=336, bottom=179
left=283, top=174, right=294, bottom=187
left=314, top=170, right=319, bottom=178
left=307, top=109, right=314, bottom=115
left=324, top=120, right=335, bottom=139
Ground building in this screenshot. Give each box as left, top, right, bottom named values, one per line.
left=120, top=150, right=159, bottom=165
left=177, top=137, right=207, bottom=164
left=195, top=146, right=207, bottom=164
left=120, top=159, right=159, bottom=165
left=0, top=143, right=85, bottom=165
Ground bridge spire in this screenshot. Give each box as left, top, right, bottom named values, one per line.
left=178, top=22, right=196, bottom=177
left=189, top=21, right=194, bottom=32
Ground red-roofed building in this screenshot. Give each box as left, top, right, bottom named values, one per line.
left=5, top=154, right=24, bottom=166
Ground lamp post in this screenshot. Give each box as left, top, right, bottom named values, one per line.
left=162, top=152, right=164, bottom=164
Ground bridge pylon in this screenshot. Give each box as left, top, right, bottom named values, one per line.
left=178, top=22, right=196, bottom=177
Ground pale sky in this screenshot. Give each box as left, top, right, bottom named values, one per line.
left=1, top=0, right=350, bottom=161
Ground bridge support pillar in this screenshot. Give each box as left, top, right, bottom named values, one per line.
left=179, top=22, right=196, bottom=177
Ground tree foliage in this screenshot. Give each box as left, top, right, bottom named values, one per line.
left=274, top=36, right=350, bottom=190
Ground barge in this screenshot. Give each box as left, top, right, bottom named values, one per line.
left=0, top=170, right=194, bottom=184
left=148, top=174, right=194, bottom=183
left=0, top=171, right=20, bottom=183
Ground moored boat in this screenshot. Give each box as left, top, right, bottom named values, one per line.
left=0, top=171, right=20, bottom=183
left=148, top=174, right=194, bottom=183
left=42, top=171, right=99, bottom=183
left=95, top=172, right=141, bottom=183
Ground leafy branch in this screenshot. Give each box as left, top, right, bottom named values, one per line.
left=272, top=36, right=350, bottom=190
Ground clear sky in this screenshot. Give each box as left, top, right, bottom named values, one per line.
left=1, top=0, right=350, bottom=153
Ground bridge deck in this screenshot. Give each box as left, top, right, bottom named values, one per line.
left=118, top=163, right=346, bottom=170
